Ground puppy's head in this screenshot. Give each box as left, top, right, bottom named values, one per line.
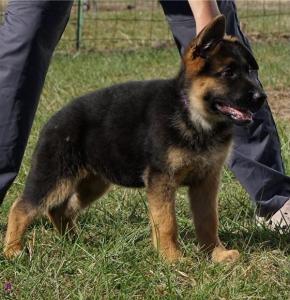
left=182, top=15, right=266, bottom=128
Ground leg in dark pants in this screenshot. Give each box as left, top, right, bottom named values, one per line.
left=0, top=0, right=73, bottom=204
left=160, top=0, right=290, bottom=217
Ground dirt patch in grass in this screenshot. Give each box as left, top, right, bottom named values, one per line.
left=267, top=89, right=290, bottom=121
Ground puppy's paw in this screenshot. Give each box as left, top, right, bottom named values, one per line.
left=162, top=247, right=183, bottom=263
left=4, top=244, right=23, bottom=260
left=211, top=246, right=240, bottom=263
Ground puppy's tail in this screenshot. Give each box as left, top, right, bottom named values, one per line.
left=23, top=107, right=87, bottom=210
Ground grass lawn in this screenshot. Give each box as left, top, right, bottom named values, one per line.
left=0, top=41, right=290, bottom=299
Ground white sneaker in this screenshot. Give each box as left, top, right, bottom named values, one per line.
left=256, top=199, right=290, bottom=234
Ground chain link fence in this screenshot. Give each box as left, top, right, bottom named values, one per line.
left=60, top=0, right=290, bottom=52
left=1, top=0, right=290, bottom=52
left=60, top=0, right=172, bottom=52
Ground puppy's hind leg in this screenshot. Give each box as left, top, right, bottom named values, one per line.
left=48, top=197, right=76, bottom=237
left=71, top=173, right=111, bottom=212
left=5, top=174, right=78, bottom=258
left=4, top=197, right=39, bottom=259
left=48, top=174, right=110, bottom=235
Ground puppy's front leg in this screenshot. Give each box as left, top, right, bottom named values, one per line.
left=146, top=172, right=182, bottom=263
left=189, top=170, right=240, bottom=263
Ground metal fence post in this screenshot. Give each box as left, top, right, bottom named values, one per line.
left=76, top=0, right=84, bottom=51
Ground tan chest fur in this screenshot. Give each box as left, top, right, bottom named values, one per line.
left=167, top=143, right=231, bottom=185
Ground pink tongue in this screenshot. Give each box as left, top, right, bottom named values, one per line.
left=217, top=104, right=252, bottom=121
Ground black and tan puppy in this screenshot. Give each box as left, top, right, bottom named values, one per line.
left=4, top=16, right=266, bottom=262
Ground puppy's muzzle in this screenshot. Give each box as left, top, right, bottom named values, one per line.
left=248, top=90, right=267, bottom=113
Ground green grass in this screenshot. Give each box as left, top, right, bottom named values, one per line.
left=0, top=42, right=290, bottom=299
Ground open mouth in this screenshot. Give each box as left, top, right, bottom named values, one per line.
left=215, top=102, right=253, bottom=124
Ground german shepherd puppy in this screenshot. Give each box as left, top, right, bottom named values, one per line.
left=4, top=16, right=266, bottom=262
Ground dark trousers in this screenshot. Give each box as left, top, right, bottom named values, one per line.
left=0, top=1, right=289, bottom=216
left=0, top=0, right=73, bottom=203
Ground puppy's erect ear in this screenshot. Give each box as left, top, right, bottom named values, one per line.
left=193, top=15, right=226, bottom=58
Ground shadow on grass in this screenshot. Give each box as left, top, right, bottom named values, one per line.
left=179, top=225, right=290, bottom=255
left=219, top=227, right=290, bottom=253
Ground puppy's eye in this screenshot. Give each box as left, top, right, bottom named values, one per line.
left=220, top=69, right=235, bottom=78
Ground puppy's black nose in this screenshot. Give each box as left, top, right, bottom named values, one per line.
left=247, top=90, right=267, bottom=113
left=249, top=90, right=267, bottom=104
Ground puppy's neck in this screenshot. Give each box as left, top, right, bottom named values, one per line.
left=171, top=110, right=233, bottom=153
left=179, top=90, right=212, bottom=132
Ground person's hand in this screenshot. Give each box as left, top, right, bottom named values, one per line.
left=188, top=0, right=221, bottom=34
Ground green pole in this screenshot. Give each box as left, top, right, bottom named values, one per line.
left=76, top=0, right=84, bottom=51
